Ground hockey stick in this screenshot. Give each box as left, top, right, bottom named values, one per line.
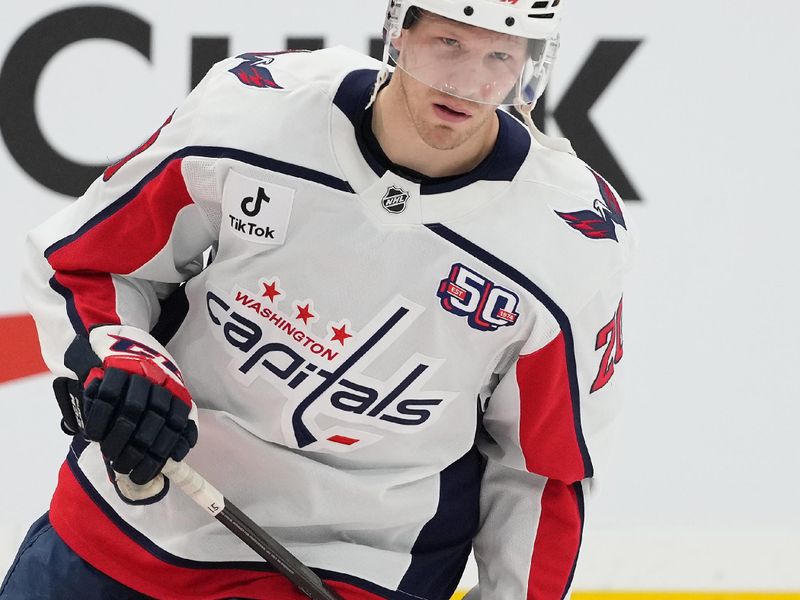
left=54, top=378, right=342, bottom=599
left=162, top=458, right=345, bottom=600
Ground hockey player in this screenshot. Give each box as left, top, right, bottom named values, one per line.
left=2, top=0, right=634, bottom=598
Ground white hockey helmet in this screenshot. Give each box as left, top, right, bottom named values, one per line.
left=373, top=0, right=563, bottom=108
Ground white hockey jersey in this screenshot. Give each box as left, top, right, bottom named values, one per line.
left=24, top=47, right=634, bottom=600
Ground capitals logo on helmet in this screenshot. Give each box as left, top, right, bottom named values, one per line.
left=228, top=51, right=305, bottom=89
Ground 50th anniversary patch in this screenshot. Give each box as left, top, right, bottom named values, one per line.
left=223, top=170, right=295, bottom=245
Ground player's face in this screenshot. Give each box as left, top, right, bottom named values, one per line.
left=395, top=68, right=497, bottom=151
left=392, top=14, right=528, bottom=150
left=394, top=12, right=529, bottom=105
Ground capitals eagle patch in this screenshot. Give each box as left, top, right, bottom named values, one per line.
left=556, top=169, right=627, bottom=242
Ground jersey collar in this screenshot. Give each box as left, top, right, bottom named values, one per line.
left=332, top=69, right=531, bottom=197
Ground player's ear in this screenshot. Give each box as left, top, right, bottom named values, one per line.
left=392, top=30, right=405, bottom=52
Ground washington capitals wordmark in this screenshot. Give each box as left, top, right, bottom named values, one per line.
left=207, top=282, right=455, bottom=451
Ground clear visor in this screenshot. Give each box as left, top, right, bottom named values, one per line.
left=389, top=14, right=559, bottom=107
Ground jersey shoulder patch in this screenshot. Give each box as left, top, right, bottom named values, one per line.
left=519, top=149, right=631, bottom=245
left=554, top=167, right=627, bottom=243
left=215, top=46, right=380, bottom=97
left=227, top=51, right=309, bottom=89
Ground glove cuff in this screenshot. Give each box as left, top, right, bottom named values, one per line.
left=88, top=325, right=197, bottom=422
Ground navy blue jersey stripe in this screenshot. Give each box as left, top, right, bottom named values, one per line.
left=49, top=276, right=87, bottom=337
left=421, top=110, right=531, bottom=195
left=332, top=69, right=387, bottom=178
left=150, top=284, right=190, bottom=347
left=70, top=435, right=90, bottom=458
left=332, top=69, right=374, bottom=131
left=425, top=223, right=594, bottom=479
left=44, top=146, right=354, bottom=259
left=64, top=451, right=414, bottom=599
left=398, top=445, right=483, bottom=600
left=186, top=146, right=355, bottom=193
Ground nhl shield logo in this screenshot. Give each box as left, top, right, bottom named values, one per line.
left=382, top=186, right=409, bottom=214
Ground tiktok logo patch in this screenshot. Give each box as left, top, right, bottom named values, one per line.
left=241, top=186, right=270, bottom=217
left=437, top=263, right=520, bottom=332
left=222, top=170, right=295, bottom=246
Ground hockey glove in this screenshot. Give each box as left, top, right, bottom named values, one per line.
left=55, top=325, right=198, bottom=492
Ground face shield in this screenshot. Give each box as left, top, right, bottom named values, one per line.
left=388, top=10, right=559, bottom=107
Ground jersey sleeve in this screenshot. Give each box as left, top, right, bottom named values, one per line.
left=472, top=267, right=628, bottom=599
left=22, top=65, right=225, bottom=378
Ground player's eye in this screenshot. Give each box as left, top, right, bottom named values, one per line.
left=440, top=37, right=460, bottom=48
left=489, top=52, right=511, bottom=62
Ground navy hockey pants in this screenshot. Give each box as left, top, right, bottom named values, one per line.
left=0, top=512, right=150, bottom=599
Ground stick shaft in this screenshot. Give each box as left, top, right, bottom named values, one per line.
left=162, top=459, right=344, bottom=600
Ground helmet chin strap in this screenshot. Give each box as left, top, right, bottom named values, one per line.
left=368, top=25, right=399, bottom=109
left=515, top=97, right=575, bottom=155
left=367, top=62, right=390, bottom=110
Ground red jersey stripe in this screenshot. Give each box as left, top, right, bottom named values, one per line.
left=50, top=460, right=386, bottom=600
left=46, top=159, right=194, bottom=332
left=51, top=271, right=119, bottom=333
left=527, top=479, right=583, bottom=599
left=516, top=332, right=586, bottom=483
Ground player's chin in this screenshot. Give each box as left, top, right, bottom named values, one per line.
left=419, top=123, right=471, bottom=151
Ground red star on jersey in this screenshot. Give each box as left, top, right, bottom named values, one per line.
left=330, top=323, right=352, bottom=346
left=261, top=281, right=282, bottom=302
left=296, top=304, right=315, bottom=325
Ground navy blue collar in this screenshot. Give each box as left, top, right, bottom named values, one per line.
left=333, top=69, right=531, bottom=195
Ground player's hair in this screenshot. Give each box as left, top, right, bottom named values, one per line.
left=402, top=6, right=424, bottom=29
